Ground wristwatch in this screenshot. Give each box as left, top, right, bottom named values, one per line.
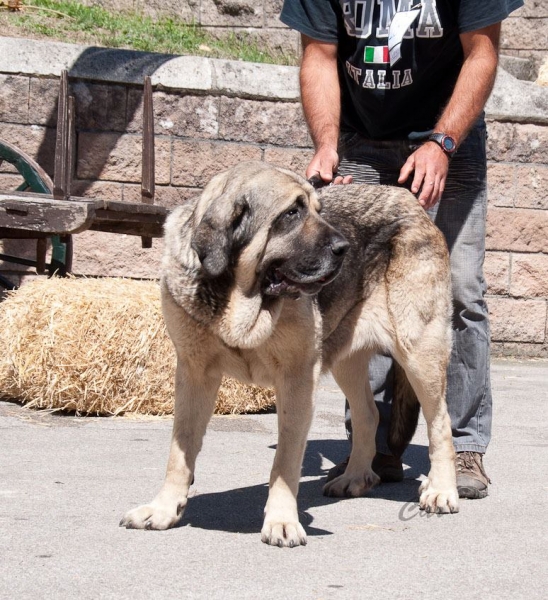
left=427, top=133, right=457, bottom=158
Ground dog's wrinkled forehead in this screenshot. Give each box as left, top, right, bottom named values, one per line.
left=251, top=170, right=320, bottom=213
left=195, top=162, right=319, bottom=220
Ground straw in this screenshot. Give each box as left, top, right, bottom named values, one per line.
left=0, top=277, right=275, bottom=416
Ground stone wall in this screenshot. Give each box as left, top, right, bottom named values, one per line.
left=0, top=37, right=547, bottom=357
left=502, top=0, right=548, bottom=73
left=80, top=0, right=547, bottom=75
left=81, top=0, right=300, bottom=58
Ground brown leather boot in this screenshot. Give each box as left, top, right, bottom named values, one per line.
left=456, top=451, right=490, bottom=499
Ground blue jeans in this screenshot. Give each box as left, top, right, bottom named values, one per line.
left=338, top=122, right=492, bottom=455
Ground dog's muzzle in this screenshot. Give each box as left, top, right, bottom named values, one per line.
left=262, top=231, right=349, bottom=298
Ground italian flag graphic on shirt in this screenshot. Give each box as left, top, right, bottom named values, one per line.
left=364, top=46, right=389, bottom=64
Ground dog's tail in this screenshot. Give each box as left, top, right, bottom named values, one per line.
left=387, top=362, right=420, bottom=459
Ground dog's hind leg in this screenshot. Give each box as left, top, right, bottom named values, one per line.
left=393, top=340, right=459, bottom=514
left=120, top=362, right=221, bottom=530
left=261, top=366, right=318, bottom=547
left=323, top=350, right=381, bottom=497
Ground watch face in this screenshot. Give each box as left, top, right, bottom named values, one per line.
left=442, top=136, right=456, bottom=152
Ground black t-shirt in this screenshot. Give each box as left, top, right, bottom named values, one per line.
left=281, top=0, right=523, bottom=139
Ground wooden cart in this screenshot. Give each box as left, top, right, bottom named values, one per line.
left=0, top=71, right=167, bottom=289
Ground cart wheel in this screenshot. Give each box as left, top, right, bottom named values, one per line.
left=0, top=138, right=73, bottom=279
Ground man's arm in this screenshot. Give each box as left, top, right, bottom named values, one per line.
left=399, top=23, right=501, bottom=209
left=300, top=35, right=351, bottom=184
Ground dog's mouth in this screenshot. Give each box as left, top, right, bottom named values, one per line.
left=261, top=264, right=340, bottom=298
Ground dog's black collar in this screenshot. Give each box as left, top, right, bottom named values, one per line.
left=307, top=175, right=341, bottom=190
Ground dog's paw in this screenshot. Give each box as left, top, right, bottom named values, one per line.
left=119, top=498, right=187, bottom=530
left=419, top=478, right=459, bottom=514
left=323, top=469, right=380, bottom=498
left=261, top=519, right=307, bottom=548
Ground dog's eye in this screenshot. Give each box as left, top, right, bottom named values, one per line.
left=273, top=197, right=307, bottom=232
left=280, top=201, right=302, bottom=221
left=282, top=196, right=306, bottom=220
left=284, top=207, right=299, bottom=219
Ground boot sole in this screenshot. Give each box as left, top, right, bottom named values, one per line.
left=458, top=485, right=488, bottom=499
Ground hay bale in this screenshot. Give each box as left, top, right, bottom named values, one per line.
left=0, top=278, right=275, bottom=416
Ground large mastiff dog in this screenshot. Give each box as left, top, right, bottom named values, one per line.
left=121, top=161, right=458, bottom=546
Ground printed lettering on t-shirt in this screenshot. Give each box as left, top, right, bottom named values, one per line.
left=416, top=0, right=443, bottom=37
left=346, top=61, right=413, bottom=89
left=341, top=0, right=443, bottom=40
left=340, top=0, right=443, bottom=89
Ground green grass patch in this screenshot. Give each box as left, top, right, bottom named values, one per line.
left=1, top=0, right=298, bottom=65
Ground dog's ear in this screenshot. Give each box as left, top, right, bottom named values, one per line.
left=191, top=194, right=250, bottom=278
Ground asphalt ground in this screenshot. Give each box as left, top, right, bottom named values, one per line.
left=1, top=359, right=547, bottom=599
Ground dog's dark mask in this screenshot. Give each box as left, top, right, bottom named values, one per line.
left=260, top=203, right=349, bottom=297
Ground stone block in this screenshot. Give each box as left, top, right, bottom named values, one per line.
left=486, top=207, right=548, bottom=253
left=201, top=26, right=300, bottom=61
left=121, top=184, right=146, bottom=205
left=509, top=0, right=548, bottom=19
left=492, top=341, right=548, bottom=359
left=499, top=55, right=536, bottom=81
left=155, top=186, right=201, bottom=209
left=77, top=132, right=171, bottom=184
left=71, top=230, right=163, bottom=278
left=484, top=251, right=510, bottom=295
left=29, top=78, right=60, bottom=127
left=212, top=60, right=300, bottom=100
left=487, top=163, right=516, bottom=207
left=0, top=173, right=22, bottom=189
left=264, top=0, right=287, bottom=28
left=219, top=97, right=310, bottom=146
left=71, top=179, right=124, bottom=202
left=263, top=147, right=314, bottom=177
left=200, top=0, right=263, bottom=27
left=501, top=16, right=548, bottom=51
left=149, top=56, right=214, bottom=93
left=0, top=238, right=37, bottom=272
left=127, top=90, right=219, bottom=138
left=488, top=297, right=546, bottom=342
left=134, top=0, right=198, bottom=20
left=503, top=49, right=547, bottom=74
left=0, top=162, right=17, bottom=176
left=257, top=28, right=301, bottom=59
left=511, top=254, right=548, bottom=298
left=123, top=183, right=199, bottom=209
left=528, top=51, right=548, bottom=74
left=515, top=165, right=548, bottom=209
left=0, top=75, right=29, bottom=124
left=487, top=122, right=548, bottom=164
left=73, top=82, right=127, bottom=132
left=0, top=123, right=56, bottom=177
left=171, top=140, right=262, bottom=187
left=486, top=68, right=548, bottom=125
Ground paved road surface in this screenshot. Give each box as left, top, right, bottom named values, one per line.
left=1, top=359, right=547, bottom=599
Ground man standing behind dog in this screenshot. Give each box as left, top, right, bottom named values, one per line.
left=280, top=0, right=523, bottom=499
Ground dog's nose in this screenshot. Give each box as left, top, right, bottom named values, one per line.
left=330, top=234, right=349, bottom=257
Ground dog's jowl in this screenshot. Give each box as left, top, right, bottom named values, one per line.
left=120, top=161, right=458, bottom=547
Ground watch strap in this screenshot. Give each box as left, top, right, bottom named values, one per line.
left=427, top=132, right=457, bottom=157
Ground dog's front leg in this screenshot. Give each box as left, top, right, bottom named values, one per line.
left=120, top=362, right=221, bottom=530
left=261, top=368, right=317, bottom=547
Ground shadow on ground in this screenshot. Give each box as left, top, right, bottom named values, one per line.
left=179, top=440, right=430, bottom=537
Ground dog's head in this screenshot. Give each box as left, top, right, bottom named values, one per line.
left=189, top=161, right=349, bottom=298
